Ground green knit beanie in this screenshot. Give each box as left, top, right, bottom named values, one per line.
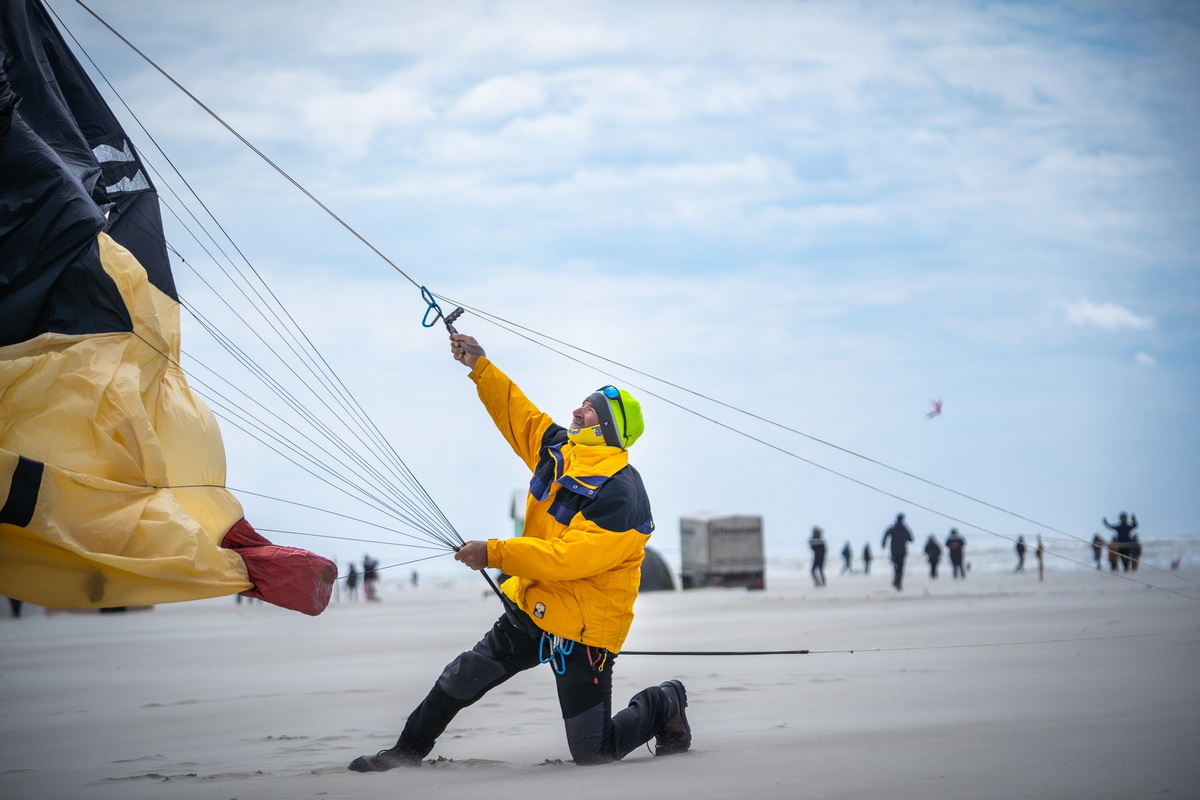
left=585, top=386, right=645, bottom=449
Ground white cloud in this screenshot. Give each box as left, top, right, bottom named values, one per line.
left=1062, top=299, right=1156, bottom=332
left=450, top=75, right=548, bottom=122
left=1135, top=352, right=1157, bottom=367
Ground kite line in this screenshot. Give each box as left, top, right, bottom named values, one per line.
left=622, top=627, right=1197, bottom=657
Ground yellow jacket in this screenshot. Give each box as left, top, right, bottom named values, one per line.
left=471, top=357, right=654, bottom=652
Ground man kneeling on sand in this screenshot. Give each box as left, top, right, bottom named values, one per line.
left=349, top=333, right=690, bottom=769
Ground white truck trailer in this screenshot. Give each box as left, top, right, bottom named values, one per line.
left=679, top=513, right=765, bottom=590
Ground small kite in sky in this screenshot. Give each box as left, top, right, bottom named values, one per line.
left=926, top=399, right=943, bottom=419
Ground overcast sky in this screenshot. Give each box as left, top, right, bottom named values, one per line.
left=46, top=0, right=1200, bottom=575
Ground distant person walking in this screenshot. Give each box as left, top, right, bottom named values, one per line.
left=1091, top=534, right=1105, bottom=570
left=862, top=544, right=873, bottom=575
left=1035, top=535, right=1045, bottom=581
left=840, top=542, right=853, bottom=575
left=945, top=528, right=967, bottom=579
left=882, top=513, right=914, bottom=590
left=924, top=535, right=942, bottom=579
left=363, top=554, right=381, bottom=601
left=1102, top=512, right=1138, bottom=572
left=1014, top=536, right=1027, bottom=572
left=345, top=563, right=360, bottom=601
left=809, top=527, right=827, bottom=587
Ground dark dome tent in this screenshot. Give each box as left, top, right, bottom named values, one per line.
left=640, top=546, right=676, bottom=592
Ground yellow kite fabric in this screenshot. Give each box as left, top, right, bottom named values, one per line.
left=0, top=235, right=254, bottom=608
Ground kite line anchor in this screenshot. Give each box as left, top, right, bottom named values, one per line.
left=421, top=286, right=485, bottom=356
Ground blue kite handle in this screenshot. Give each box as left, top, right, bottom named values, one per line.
left=420, top=286, right=444, bottom=327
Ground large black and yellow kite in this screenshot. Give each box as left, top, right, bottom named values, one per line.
left=0, top=0, right=335, bottom=614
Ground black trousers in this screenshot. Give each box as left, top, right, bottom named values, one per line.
left=393, top=609, right=669, bottom=765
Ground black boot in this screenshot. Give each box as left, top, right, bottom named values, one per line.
left=654, top=680, right=692, bottom=756
left=348, top=746, right=422, bottom=772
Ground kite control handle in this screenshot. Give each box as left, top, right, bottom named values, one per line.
left=420, top=286, right=485, bottom=356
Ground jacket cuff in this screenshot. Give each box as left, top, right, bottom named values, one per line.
left=486, top=538, right=502, bottom=570
left=468, top=356, right=491, bottom=383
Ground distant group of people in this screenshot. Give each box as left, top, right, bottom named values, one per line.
left=342, top=554, right=383, bottom=602
left=809, top=510, right=1150, bottom=589
left=881, top=514, right=965, bottom=590
left=1093, top=513, right=1141, bottom=572
left=1014, top=512, right=1145, bottom=579
left=811, top=530, right=875, bottom=585
left=809, top=513, right=965, bottom=590
left=1013, top=534, right=1046, bottom=580
left=339, top=556, right=417, bottom=602
left=838, top=540, right=873, bottom=575
left=921, top=532, right=966, bottom=580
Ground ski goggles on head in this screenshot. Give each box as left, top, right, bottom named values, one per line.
left=598, top=385, right=627, bottom=444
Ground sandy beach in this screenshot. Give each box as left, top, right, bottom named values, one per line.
left=2, top=563, right=1198, bottom=800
